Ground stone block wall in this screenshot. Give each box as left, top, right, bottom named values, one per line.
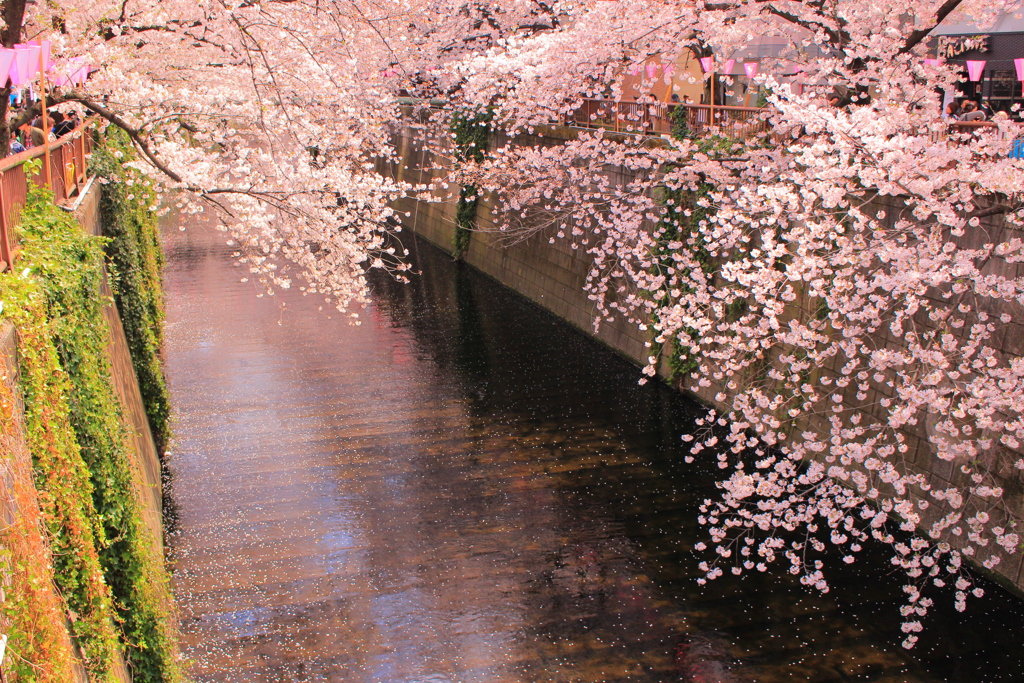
left=380, top=121, right=652, bottom=367
left=76, top=183, right=164, bottom=554
left=380, top=118, right=1024, bottom=596
left=0, top=183, right=163, bottom=680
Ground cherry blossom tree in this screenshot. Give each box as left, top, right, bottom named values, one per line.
left=434, top=0, right=1024, bottom=645
left=11, top=0, right=1024, bottom=643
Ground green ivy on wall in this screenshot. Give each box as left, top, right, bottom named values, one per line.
left=450, top=109, right=493, bottom=259
left=89, top=129, right=171, bottom=457
left=650, top=127, right=742, bottom=381
left=0, top=368, right=82, bottom=683
left=0, top=181, right=181, bottom=682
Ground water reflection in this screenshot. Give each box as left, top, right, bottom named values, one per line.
left=163, top=219, right=1024, bottom=682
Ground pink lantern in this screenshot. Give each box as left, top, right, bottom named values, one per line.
left=6, top=57, right=19, bottom=86
left=699, top=56, right=713, bottom=73
left=663, top=64, right=675, bottom=78
left=966, top=60, right=985, bottom=82
left=38, top=39, right=51, bottom=71
left=14, top=44, right=39, bottom=67
left=646, top=63, right=658, bottom=78
left=11, top=47, right=37, bottom=85
left=73, top=65, right=90, bottom=86
left=723, top=59, right=735, bottom=75
left=744, top=61, right=758, bottom=79
left=628, top=64, right=641, bottom=76
left=0, top=49, right=13, bottom=87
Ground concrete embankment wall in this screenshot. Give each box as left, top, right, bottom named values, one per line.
left=79, top=185, right=165, bottom=553
left=380, top=119, right=1024, bottom=596
left=383, top=124, right=652, bottom=369
left=0, top=183, right=162, bottom=681
left=0, top=323, right=93, bottom=683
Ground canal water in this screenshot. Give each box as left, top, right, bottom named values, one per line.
left=163, top=218, right=1024, bottom=683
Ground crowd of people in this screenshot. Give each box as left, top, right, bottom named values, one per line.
left=943, top=98, right=1007, bottom=122
left=7, top=107, right=81, bottom=156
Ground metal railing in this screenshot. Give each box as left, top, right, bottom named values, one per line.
left=568, top=99, right=768, bottom=138
left=0, top=122, right=93, bottom=272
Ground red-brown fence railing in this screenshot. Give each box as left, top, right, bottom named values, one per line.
left=569, top=99, right=768, bottom=138
left=0, top=123, right=93, bottom=272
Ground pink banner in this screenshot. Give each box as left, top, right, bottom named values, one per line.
left=744, top=61, right=758, bottom=79
left=1016, top=57, right=1024, bottom=81
left=12, top=47, right=37, bottom=85
left=0, top=49, right=13, bottom=87
left=699, top=56, right=712, bottom=73
left=966, top=60, right=985, bottom=81
left=923, top=58, right=941, bottom=67
left=723, top=58, right=735, bottom=75
left=39, top=39, right=51, bottom=71
left=628, top=64, right=640, bottom=76
left=73, top=65, right=90, bottom=86
left=646, top=63, right=658, bottom=78
left=663, top=64, right=675, bottom=77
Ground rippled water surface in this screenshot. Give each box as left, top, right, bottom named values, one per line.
left=163, top=218, right=1024, bottom=682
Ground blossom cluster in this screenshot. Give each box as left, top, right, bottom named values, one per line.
left=24, top=0, right=1024, bottom=643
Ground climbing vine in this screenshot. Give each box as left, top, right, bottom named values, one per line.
left=90, top=129, right=171, bottom=456
left=0, top=184, right=181, bottom=682
left=650, top=130, right=739, bottom=381
left=0, top=361, right=82, bottom=682
left=450, top=109, right=493, bottom=259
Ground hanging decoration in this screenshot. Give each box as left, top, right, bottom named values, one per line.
left=966, top=60, right=985, bottom=82
left=0, top=50, right=14, bottom=87
left=12, top=47, right=36, bottom=86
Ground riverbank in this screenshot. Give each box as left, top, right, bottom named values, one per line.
left=0, top=132, right=180, bottom=683
left=378, top=118, right=1024, bottom=598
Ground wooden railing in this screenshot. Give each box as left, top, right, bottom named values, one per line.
left=569, top=99, right=768, bottom=138
left=0, top=123, right=93, bottom=272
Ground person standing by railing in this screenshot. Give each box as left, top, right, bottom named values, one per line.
left=960, top=100, right=987, bottom=122
left=52, top=112, right=74, bottom=137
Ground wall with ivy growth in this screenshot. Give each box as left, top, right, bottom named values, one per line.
left=0, top=168, right=181, bottom=681
left=450, top=109, right=493, bottom=260
left=648, top=108, right=741, bottom=381
left=0, top=323, right=88, bottom=683
left=90, top=129, right=171, bottom=457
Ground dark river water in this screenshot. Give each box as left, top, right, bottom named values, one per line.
left=163, top=218, right=1024, bottom=683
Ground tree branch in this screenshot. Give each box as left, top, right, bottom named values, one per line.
left=899, top=0, right=966, bottom=55
left=60, top=94, right=183, bottom=183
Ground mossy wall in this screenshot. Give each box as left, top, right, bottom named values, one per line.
left=0, top=133, right=180, bottom=682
